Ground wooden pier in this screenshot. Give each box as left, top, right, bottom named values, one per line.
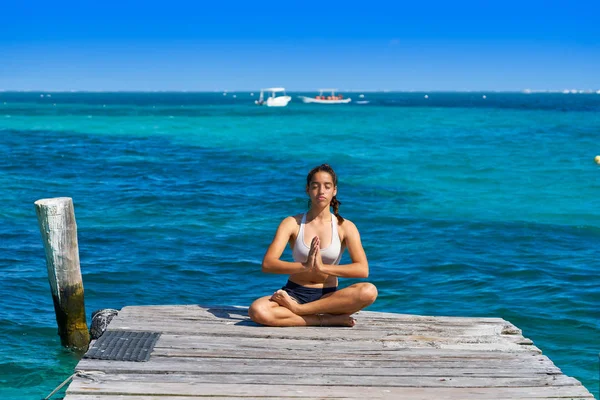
left=63, top=304, right=593, bottom=399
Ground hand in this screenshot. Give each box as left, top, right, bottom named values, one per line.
left=310, top=236, right=324, bottom=273
left=313, top=245, right=324, bottom=273
left=304, top=236, right=319, bottom=271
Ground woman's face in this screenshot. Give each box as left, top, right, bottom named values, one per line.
left=307, top=171, right=337, bottom=206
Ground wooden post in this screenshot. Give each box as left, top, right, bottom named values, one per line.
left=35, top=197, right=90, bottom=350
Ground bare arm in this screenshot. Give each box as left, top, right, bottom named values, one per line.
left=261, top=216, right=308, bottom=274
left=317, top=220, right=369, bottom=278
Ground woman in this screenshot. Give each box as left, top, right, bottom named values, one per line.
left=248, top=164, right=378, bottom=327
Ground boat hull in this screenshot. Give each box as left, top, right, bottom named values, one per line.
left=266, top=96, right=291, bottom=107
left=255, top=95, right=291, bottom=107
left=299, top=96, right=352, bottom=104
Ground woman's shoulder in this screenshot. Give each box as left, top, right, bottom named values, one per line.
left=339, top=216, right=356, bottom=227
left=280, top=214, right=303, bottom=227
left=338, top=217, right=359, bottom=235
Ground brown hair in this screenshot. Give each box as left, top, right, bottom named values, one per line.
left=306, top=164, right=344, bottom=224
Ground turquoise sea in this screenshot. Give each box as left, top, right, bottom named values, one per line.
left=1, top=92, right=599, bottom=399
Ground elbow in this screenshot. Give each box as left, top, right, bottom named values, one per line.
left=261, top=262, right=269, bottom=273
left=261, top=258, right=274, bottom=273
left=357, top=263, right=369, bottom=279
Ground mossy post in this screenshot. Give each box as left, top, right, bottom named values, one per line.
left=35, top=197, right=90, bottom=350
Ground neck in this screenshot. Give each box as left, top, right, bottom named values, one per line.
left=307, top=206, right=332, bottom=222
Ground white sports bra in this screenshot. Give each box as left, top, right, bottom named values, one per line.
left=292, top=213, right=344, bottom=265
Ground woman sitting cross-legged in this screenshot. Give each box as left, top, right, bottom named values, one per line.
left=248, top=164, right=378, bottom=327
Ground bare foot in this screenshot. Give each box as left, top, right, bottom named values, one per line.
left=270, top=290, right=301, bottom=314
left=319, top=314, right=355, bottom=327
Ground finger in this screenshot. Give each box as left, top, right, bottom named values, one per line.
left=310, top=242, right=318, bottom=255
left=308, top=243, right=316, bottom=257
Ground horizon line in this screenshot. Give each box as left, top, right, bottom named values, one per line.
left=2, top=89, right=600, bottom=94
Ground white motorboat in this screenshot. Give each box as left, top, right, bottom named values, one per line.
left=255, top=88, right=291, bottom=107
left=299, top=89, right=352, bottom=104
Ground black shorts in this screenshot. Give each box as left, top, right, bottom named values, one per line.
left=281, top=280, right=337, bottom=305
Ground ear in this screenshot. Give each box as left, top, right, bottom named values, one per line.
left=333, top=186, right=337, bottom=197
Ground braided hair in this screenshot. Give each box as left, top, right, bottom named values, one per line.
left=306, top=164, right=344, bottom=224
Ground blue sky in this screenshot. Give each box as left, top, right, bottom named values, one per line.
left=1, top=0, right=599, bottom=91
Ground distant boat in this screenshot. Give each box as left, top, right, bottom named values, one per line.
left=355, top=100, right=370, bottom=105
left=299, top=89, right=352, bottom=104
left=255, top=88, right=291, bottom=107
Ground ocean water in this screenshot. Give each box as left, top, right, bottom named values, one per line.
left=1, top=91, right=599, bottom=399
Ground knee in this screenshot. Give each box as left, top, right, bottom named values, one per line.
left=248, top=301, right=273, bottom=326
left=358, top=283, right=378, bottom=306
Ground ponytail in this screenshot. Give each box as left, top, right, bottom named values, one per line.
left=330, top=196, right=344, bottom=224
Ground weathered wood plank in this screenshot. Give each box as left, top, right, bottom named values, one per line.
left=106, top=327, right=539, bottom=353
left=104, top=320, right=535, bottom=347
left=107, top=319, right=524, bottom=340
left=115, top=305, right=517, bottom=328
left=64, top=396, right=593, bottom=400
left=154, top=333, right=544, bottom=356
left=74, top=356, right=562, bottom=376
left=115, top=306, right=524, bottom=334
left=108, top=311, right=514, bottom=329
left=67, top=380, right=594, bottom=398
left=155, top=339, right=542, bottom=353
left=64, top=396, right=594, bottom=400
left=151, top=346, right=551, bottom=359
left=65, top=396, right=595, bottom=400
left=108, top=317, right=519, bottom=335
left=151, top=331, right=534, bottom=347
left=117, top=305, right=509, bottom=324
left=70, top=371, right=582, bottom=387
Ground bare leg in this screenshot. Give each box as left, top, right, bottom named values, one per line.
left=248, top=296, right=355, bottom=327
left=271, top=282, right=378, bottom=316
